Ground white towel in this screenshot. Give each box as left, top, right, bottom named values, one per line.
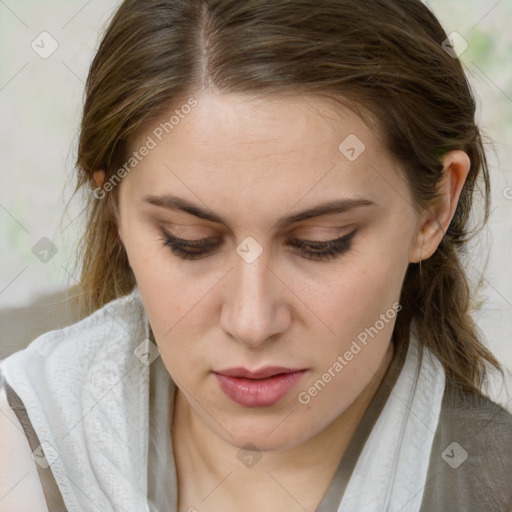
left=338, top=323, right=445, bottom=511
left=0, top=285, right=445, bottom=512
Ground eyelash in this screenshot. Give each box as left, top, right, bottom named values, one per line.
left=159, top=229, right=357, bottom=261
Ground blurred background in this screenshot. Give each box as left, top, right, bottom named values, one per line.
left=0, top=1, right=511, bottom=402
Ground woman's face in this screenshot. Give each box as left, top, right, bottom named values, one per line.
left=117, top=90, right=426, bottom=451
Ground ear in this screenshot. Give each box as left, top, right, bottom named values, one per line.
left=409, top=150, right=470, bottom=263
left=93, top=170, right=105, bottom=189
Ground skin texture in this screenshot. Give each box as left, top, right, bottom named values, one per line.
left=94, top=90, right=469, bottom=511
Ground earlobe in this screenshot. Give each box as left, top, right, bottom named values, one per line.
left=409, top=150, right=470, bottom=263
left=93, top=170, right=106, bottom=189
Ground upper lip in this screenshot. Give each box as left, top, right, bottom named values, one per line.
left=214, top=366, right=305, bottom=379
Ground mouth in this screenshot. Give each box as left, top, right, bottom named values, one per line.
left=213, top=367, right=307, bottom=408
left=214, top=366, right=306, bottom=379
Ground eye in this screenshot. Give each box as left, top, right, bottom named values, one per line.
left=159, top=229, right=357, bottom=261
left=159, top=231, right=220, bottom=260
left=289, top=230, right=357, bottom=261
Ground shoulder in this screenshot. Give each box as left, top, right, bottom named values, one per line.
left=0, top=287, right=150, bottom=511
left=0, top=285, right=146, bottom=397
left=420, top=381, right=512, bottom=512
left=0, top=384, right=49, bottom=512
left=441, top=382, right=512, bottom=455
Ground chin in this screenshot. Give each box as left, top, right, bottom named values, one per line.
left=214, top=415, right=312, bottom=453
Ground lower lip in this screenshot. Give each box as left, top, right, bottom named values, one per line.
left=214, top=371, right=307, bottom=408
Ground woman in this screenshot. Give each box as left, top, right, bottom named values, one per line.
left=1, top=0, right=511, bottom=510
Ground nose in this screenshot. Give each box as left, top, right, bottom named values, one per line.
left=219, top=248, right=291, bottom=348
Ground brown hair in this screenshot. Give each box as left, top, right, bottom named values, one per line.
left=69, top=0, right=502, bottom=395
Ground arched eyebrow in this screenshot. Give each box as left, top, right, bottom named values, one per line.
left=143, top=194, right=376, bottom=228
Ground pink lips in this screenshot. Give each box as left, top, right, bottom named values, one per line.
left=214, top=366, right=307, bottom=408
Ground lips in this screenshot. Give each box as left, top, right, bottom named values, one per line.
left=213, top=366, right=307, bottom=408
left=215, top=366, right=305, bottom=379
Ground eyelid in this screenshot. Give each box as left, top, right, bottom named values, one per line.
left=160, top=227, right=357, bottom=262
left=160, top=231, right=354, bottom=246
left=160, top=222, right=356, bottom=240
left=161, top=231, right=219, bottom=246
left=289, top=230, right=357, bottom=249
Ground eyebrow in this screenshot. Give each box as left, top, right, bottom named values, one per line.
left=143, top=194, right=376, bottom=228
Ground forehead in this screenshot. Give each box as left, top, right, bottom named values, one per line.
left=135, top=90, right=382, bottom=157
left=124, top=91, right=409, bottom=226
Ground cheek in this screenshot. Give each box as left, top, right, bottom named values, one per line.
left=306, top=250, right=406, bottom=339
left=136, top=277, right=207, bottom=383
left=296, top=259, right=403, bottom=415
left=118, top=216, right=198, bottom=351
left=125, top=249, right=219, bottom=376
